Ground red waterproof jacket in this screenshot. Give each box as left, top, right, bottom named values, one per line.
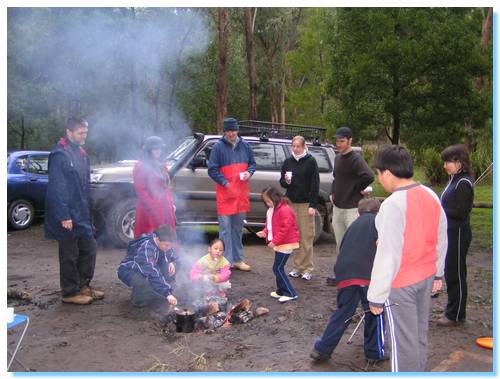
left=133, top=159, right=175, bottom=238
left=207, top=137, right=256, bottom=215
left=262, top=201, right=300, bottom=247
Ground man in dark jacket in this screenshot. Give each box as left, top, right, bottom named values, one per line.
left=330, top=127, right=374, bottom=253
left=208, top=117, right=256, bottom=271
left=311, top=198, right=387, bottom=364
left=45, top=117, right=103, bottom=305
left=117, top=224, right=178, bottom=307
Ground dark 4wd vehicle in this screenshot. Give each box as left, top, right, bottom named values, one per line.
left=90, top=122, right=360, bottom=247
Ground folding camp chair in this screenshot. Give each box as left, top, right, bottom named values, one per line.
left=7, top=313, right=30, bottom=371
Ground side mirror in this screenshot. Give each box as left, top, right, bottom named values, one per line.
left=189, top=155, right=207, bottom=171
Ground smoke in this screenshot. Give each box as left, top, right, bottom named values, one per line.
left=8, top=7, right=210, bottom=160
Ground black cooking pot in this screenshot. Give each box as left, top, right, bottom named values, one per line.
left=175, top=308, right=195, bottom=333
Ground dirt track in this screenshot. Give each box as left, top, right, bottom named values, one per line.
left=7, top=223, right=493, bottom=372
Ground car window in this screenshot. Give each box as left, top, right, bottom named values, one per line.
left=275, top=145, right=287, bottom=169
left=15, top=156, right=28, bottom=171
left=250, top=143, right=282, bottom=171
left=307, top=146, right=332, bottom=173
left=27, top=155, right=49, bottom=175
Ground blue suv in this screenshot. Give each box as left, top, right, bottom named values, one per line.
left=7, top=151, right=50, bottom=229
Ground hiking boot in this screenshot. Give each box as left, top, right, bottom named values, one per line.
left=278, top=295, right=298, bottom=303
left=326, top=277, right=337, bottom=286
left=301, top=272, right=312, bottom=281
left=437, top=316, right=462, bottom=327
left=270, top=291, right=281, bottom=299
left=233, top=261, right=251, bottom=271
left=62, top=294, right=93, bottom=305
left=288, top=270, right=301, bottom=278
left=310, top=348, right=330, bottom=362
left=80, top=285, right=105, bottom=300
left=366, top=354, right=390, bottom=364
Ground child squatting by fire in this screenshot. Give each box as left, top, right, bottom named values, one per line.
left=257, top=186, right=300, bottom=303
left=189, top=238, right=232, bottom=299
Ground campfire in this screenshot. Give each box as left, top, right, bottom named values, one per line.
left=164, top=297, right=269, bottom=334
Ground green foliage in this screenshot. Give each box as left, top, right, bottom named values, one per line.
left=470, top=123, right=493, bottom=184
left=419, top=148, right=448, bottom=185
left=324, top=8, right=491, bottom=150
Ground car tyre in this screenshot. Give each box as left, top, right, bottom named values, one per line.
left=8, top=199, right=35, bottom=230
left=106, top=198, right=136, bottom=248
left=313, top=208, right=324, bottom=244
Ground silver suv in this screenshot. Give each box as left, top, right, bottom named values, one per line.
left=90, top=124, right=359, bottom=247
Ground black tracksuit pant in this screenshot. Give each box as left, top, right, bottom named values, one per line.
left=444, top=223, right=472, bottom=321
left=58, top=237, right=97, bottom=297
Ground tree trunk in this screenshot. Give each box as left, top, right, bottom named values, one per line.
left=465, top=7, right=493, bottom=151
left=391, top=73, right=400, bottom=145
left=216, top=8, right=229, bottom=134
left=244, top=8, right=258, bottom=120
left=20, top=116, right=25, bottom=150
left=279, top=71, right=286, bottom=124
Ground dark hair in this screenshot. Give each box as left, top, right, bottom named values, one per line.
left=261, top=186, right=285, bottom=208
left=209, top=238, right=225, bottom=249
left=357, top=198, right=381, bottom=214
left=440, top=144, right=473, bottom=176
left=373, top=145, right=413, bottom=179
left=66, top=117, right=88, bottom=132
left=154, top=224, right=177, bottom=242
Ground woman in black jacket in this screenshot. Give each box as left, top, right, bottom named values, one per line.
left=437, top=145, right=474, bottom=326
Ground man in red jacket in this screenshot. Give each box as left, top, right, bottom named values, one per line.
left=208, top=118, right=256, bottom=271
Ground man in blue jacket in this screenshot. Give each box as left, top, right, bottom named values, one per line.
left=208, top=117, right=256, bottom=271
left=45, top=117, right=103, bottom=305
left=117, top=224, right=178, bottom=307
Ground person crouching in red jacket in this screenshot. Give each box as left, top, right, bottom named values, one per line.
left=257, top=186, right=300, bottom=303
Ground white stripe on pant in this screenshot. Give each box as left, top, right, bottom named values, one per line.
left=384, top=276, right=434, bottom=372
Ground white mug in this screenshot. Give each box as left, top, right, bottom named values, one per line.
left=7, top=307, right=14, bottom=323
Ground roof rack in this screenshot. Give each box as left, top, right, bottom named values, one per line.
left=238, top=120, right=326, bottom=145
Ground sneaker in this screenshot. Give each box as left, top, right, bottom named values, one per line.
left=80, top=285, right=105, bottom=300
left=278, top=295, right=298, bottom=303
left=270, top=291, right=281, bottom=299
left=301, top=272, right=312, bottom=281
left=326, top=277, right=337, bottom=286
left=310, top=348, right=330, bottom=362
left=366, top=354, right=390, bottom=364
left=62, top=294, right=93, bottom=305
left=288, top=271, right=301, bottom=278
left=233, top=261, right=251, bottom=271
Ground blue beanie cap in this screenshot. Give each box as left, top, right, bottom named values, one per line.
left=223, top=117, right=240, bottom=132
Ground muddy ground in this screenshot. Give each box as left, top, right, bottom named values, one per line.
left=7, top=223, right=493, bottom=373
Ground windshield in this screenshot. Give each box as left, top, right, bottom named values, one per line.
left=164, top=136, right=199, bottom=169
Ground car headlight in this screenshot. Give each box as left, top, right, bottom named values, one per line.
left=90, top=173, right=103, bottom=183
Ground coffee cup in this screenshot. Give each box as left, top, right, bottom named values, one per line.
left=239, top=172, right=245, bottom=180
left=363, top=186, right=373, bottom=194
left=285, top=171, right=293, bottom=181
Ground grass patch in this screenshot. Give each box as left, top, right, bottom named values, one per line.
left=471, top=208, right=493, bottom=249
left=370, top=166, right=493, bottom=250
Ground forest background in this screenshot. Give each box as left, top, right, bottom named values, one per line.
left=7, top=7, right=493, bottom=177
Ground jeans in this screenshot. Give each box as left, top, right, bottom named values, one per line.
left=272, top=252, right=296, bottom=297
left=218, top=213, right=246, bottom=265
left=314, top=285, right=385, bottom=360
left=130, top=272, right=165, bottom=307
left=58, top=237, right=97, bottom=297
